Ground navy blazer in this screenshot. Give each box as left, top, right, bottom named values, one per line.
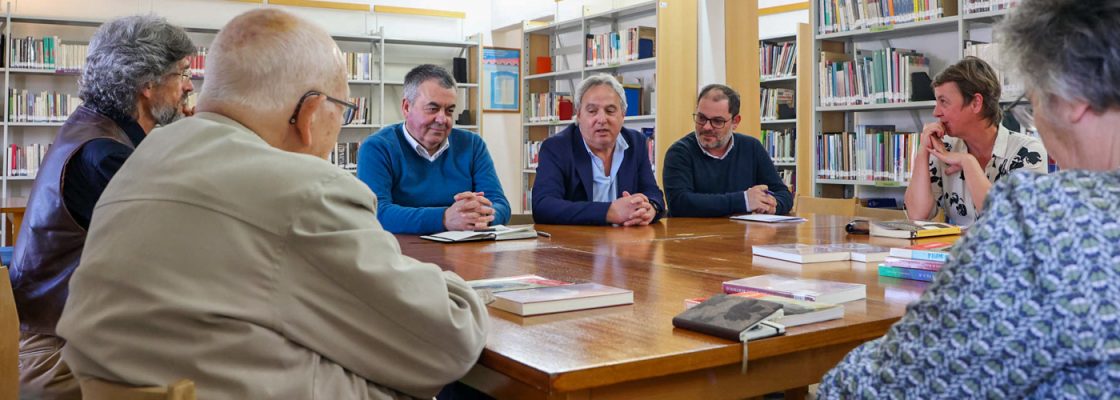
left=532, top=124, right=665, bottom=225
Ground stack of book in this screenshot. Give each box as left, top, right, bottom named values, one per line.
left=752, top=243, right=889, bottom=264
left=468, top=275, right=633, bottom=316
left=878, top=242, right=952, bottom=281
left=723, top=274, right=867, bottom=304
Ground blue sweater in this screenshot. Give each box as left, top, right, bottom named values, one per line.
left=357, top=124, right=510, bottom=234
left=662, top=133, right=793, bottom=217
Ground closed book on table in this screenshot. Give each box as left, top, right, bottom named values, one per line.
left=672, top=294, right=784, bottom=341
left=420, top=225, right=537, bottom=243
left=491, top=283, right=633, bottom=316
left=882, top=256, right=944, bottom=271
left=889, top=242, right=953, bottom=262
left=723, top=274, right=866, bottom=303
left=751, top=243, right=889, bottom=264
left=683, top=291, right=843, bottom=327
left=870, top=220, right=961, bottom=239
left=468, top=275, right=572, bottom=293
left=878, top=265, right=937, bottom=282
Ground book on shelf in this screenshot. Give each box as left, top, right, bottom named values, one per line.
left=534, top=56, right=551, bottom=74
left=870, top=220, right=961, bottom=239
left=760, top=41, right=797, bottom=80
left=780, top=170, right=795, bottom=195
left=964, top=41, right=1024, bottom=98
left=816, top=0, right=956, bottom=35
left=10, top=36, right=88, bottom=73
left=190, top=47, right=207, bottom=78
left=761, top=128, right=795, bottom=164
left=760, top=88, right=795, bottom=121
left=467, top=274, right=572, bottom=293
left=672, top=294, right=785, bottom=341
left=818, top=47, right=931, bottom=107
left=878, top=264, right=937, bottom=282
left=329, top=142, right=360, bottom=171
left=420, top=225, right=538, bottom=243
left=527, top=92, right=572, bottom=123
left=6, top=143, right=50, bottom=178
left=491, top=282, right=633, bottom=316
left=585, top=26, right=655, bottom=67
left=751, top=243, right=889, bottom=264
left=525, top=141, right=542, bottom=169
left=888, top=242, right=953, bottom=262
left=343, top=52, right=376, bottom=81
left=815, top=126, right=918, bottom=183
left=723, top=274, right=867, bottom=303
left=8, top=89, right=81, bottom=123
left=683, top=291, right=844, bottom=327
left=963, top=0, right=1018, bottom=14
left=731, top=214, right=806, bottom=223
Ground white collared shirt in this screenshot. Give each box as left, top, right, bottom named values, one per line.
left=582, top=133, right=629, bottom=203
left=927, top=125, right=1048, bottom=226
left=401, top=123, right=450, bottom=162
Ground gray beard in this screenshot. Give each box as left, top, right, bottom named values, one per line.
left=696, top=131, right=731, bottom=150
left=151, top=101, right=183, bottom=126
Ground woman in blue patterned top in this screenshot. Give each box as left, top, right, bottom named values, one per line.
left=819, top=0, right=1120, bottom=398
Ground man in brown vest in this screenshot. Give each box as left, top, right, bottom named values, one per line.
left=8, top=15, right=195, bottom=399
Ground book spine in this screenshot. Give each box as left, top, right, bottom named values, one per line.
left=882, top=257, right=944, bottom=271
left=907, top=250, right=950, bottom=263
left=878, top=265, right=935, bottom=281
left=722, top=283, right=814, bottom=301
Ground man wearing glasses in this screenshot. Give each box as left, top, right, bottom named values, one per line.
left=9, top=15, right=195, bottom=400
left=56, top=9, right=488, bottom=400
left=662, top=84, right=792, bottom=217
left=358, top=64, right=510, bottom=234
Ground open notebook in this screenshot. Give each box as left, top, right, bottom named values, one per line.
left=420, top=225, right=538, bottom=243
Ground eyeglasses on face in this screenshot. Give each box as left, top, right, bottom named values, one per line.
left=289, top=91, right=359, bottom=126
left=693, top=113, right=730, bottom=129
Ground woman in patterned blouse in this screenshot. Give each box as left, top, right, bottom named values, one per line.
left=820, top=1, right=1120, bottom=398
left=904, top=57, right=1048, bottom=226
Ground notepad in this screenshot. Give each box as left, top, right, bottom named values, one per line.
left=731, top=214, right=807, bottom=223
left=420, top=225, right=538, bottom=243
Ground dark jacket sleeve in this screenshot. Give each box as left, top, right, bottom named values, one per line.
left=748, top=138, right=794, bottom=215
left=531, top=134, right=611, bottom=225
left=662, top=140, right=748, bottom=217
left=629, top=132, right=665, bottom=222
left=63, top=138, right=134, bottom=229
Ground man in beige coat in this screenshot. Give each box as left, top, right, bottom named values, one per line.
left=56, top=9, right=489, bottom=400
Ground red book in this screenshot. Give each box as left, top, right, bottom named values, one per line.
left=535, top=56, right=551, bottom=74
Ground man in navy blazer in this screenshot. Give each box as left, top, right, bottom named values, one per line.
left=532, top=74, right=664, bottom=225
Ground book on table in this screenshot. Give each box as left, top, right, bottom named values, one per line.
left=878, top=264, right=937, bottom=282
left=722, top=274, right=867, bottom=304
left=888, top=242, right=954, bottom=263
left=730, top=214, right=807, bottom=223
left=870, top=220, right=962, bottom=239
left=683, top=291, right=844, bottom=327
left=420, top=225, right=537, bottom=243
left=489, top=283, right=633, bottom=316
left=881, top=256, right=945, bottom=271
left=752, top=243, right=890, bottom=264
left=672, top=294, right=785, bottom=342
left=467, top=275, right=572, bottom=293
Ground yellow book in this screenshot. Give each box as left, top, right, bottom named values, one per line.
left=870, top=220, right=962, bottom=239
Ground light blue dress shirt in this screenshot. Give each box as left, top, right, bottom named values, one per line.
left=582, top=133, right=629, bottom=203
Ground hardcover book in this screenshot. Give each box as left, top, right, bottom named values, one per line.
left=467, top=275, right=572, bottom=293
left=870, top=220, right=962, bottom=239
left=672, top=294, right=785, bottom=341
left=420, top=225, right=537, bottom=243
left=888, top=242, right=954, bottom=262
left=684, top=291, right=844, bottom=327
left=491, top=283, right=633, bottom=316
left=752, top=243, right=890, bottom=264
left=878, top=264, right=937, bottom=282
left=881, top=256, right=945, bottom=271
left=722, top=274, right=867, bottom=304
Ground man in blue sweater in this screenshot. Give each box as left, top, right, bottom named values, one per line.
left=662, top=84, right=793, bottom=217
left=358, top=64, right=510, bottom=234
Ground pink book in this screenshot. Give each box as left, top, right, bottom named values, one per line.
left=722, top=274, right=866, bottom=303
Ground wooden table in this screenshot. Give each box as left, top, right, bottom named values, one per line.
left=396, top=216, right=954, bottom=400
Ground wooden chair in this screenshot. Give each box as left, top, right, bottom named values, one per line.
left=854, top=205, right=908, bottom=221
left=79, top=378, right=196, bottom=400
left=1, top=266, right=18, bottom=400
left=793, top=195, right=858, bottom=217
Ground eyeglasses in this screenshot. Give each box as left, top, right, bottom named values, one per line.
left=693, top=113, right=730, bottom=129
left=288, top=91, right=359, bottom=126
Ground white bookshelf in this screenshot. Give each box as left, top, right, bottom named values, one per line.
left=810, top=0, right=1027, bottom=202
left=520, top=0, right=658, bottom=214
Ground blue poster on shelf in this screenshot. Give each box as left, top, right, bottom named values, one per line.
left=483, top=47, right=520, bottom=112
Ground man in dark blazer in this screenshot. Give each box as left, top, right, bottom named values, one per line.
left=531, top=74, right=664, bottom=225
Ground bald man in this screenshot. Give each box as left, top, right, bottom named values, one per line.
left=56, top=9, right=489, bottom=400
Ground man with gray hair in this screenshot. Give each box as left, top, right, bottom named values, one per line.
left=358, top=64, right=510, bottom=234
left=57, top=9, right=489, bottom=399
left=532, top=74, right=664, bottom=225
left=9, top=14, right=194, bottom=400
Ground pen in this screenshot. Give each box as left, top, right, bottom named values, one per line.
left=536, top=231, right=552, bottom=238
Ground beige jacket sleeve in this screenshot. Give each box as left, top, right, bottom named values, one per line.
left=278, top=172, right=489, bottom=398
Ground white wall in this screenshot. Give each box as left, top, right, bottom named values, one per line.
left=758, top=0, right=809, bottom=39
left=698, top=0, right=726, bottom=87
